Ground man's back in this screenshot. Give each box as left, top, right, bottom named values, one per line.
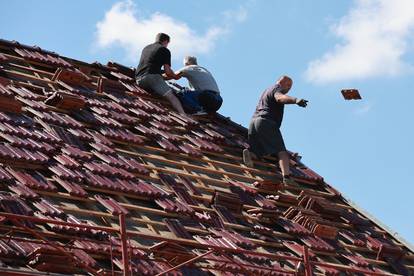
left=179, top=65, right=220, bottom=93
left=136, top=42, right=171, bottom=78
left=253, top=84, right=284, bottom=127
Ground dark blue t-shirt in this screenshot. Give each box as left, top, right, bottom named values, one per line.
left=252, top=84, right=284, bottom=127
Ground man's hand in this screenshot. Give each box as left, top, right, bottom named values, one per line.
left=296, top=98, right=308, bottom=108
left=164, top=64, right=181, bottom=80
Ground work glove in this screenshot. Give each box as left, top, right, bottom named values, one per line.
left=296, top=98, right=308, bottom=108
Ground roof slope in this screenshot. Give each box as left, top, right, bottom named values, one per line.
left=0, top=38, right=412, bottom=276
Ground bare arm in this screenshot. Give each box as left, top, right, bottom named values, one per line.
left=274, top=93, right=298, bottom=104
left=274, top=93, right=308, bottom=107
left=162, top=64, right=181, bottom=80
left=174, top=71, right=183, bottom=79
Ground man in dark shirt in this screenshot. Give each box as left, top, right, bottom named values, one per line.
left=135, top=33, right=185, bottom=114
left=243, top=75, right=308, bottom=185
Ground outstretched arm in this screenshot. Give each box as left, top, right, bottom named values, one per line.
left=274, top=93, right=308, bottom=107
left=162, top=64, right=181, bottom=80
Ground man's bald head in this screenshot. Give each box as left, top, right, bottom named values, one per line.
left=277, top=75, right=293, bottom=94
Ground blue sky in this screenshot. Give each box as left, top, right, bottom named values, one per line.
left=1, top=0, right=413, bottom=246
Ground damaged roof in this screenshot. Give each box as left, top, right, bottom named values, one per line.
left=0, top=38, right=412, bottom=276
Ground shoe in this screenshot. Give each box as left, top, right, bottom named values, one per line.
left=192, top=111, right=208, bottom=116
left=243, top=149, right=254, bottom=167
left=283, top=176, right=297, bottom=186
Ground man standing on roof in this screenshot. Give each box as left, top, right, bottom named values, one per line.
left=243, top=76, right=308, bottom=185
left=169, top=56, right=222, bottom=114
left=135, top=33, right=185, bottom=114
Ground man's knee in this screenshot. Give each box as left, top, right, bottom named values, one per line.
left=163, top=89, right=176, bottom=100
left=199, top=91, right=222, bottom=112
left=278, top=151, right=289, bottom=159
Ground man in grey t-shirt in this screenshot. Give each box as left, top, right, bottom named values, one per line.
left=172, top=56, right=223, bottom=113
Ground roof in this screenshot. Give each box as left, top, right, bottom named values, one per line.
left=0, top=38, right=412, bottom=276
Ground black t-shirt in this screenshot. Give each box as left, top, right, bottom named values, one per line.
left=252, top=83, right=285, bottom=127
left=135, top=42, right=171, bottom=78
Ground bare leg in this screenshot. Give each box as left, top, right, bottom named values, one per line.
left=164, top=91, right=186, bottom=114
left=243, top=149, right=257, bottom=167
left=278, top=151, right=290, bottom=177
left=278, top=151, right=297, bottom=185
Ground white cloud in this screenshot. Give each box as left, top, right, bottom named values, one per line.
left=306, top=0, right=414, bottom=84
left=95, top=0, right=247, bottom=62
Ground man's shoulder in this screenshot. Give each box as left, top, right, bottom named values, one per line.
left=143, top=43, right=169, bottom=53
left=181, top=65, right=196, bottom=71
left=143, top=42, right=156, bottom=50
left=178, top=65, right=196, bottom=74
left=267, top=84, right=282, bottom=93
left=185, top=65, right=209, bottom=73
left=157, top=45, right=170, bottom=54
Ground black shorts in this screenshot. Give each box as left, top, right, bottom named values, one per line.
left=248, top=117, right=286, bottom=158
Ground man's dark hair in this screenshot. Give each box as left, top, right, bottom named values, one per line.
left=155, top=33, right=170, bottom=43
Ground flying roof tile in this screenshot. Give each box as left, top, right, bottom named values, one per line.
left=341, top=88, right=362, bottom=100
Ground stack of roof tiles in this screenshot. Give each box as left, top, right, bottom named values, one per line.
left=0, top=38, right=412, bottom=276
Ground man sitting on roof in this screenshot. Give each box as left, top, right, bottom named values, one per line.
left=242, top=75, right=308, bottom=185
left=135, top=33, right=185, bottom=114
left=166, top=56, right=222, bottom=114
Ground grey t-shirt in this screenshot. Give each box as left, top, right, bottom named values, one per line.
left=252, top=84, right=284, bottom=128
left=178, top=65, right=220, bottom=93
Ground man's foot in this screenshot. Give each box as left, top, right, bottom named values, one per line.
left=283, top=175, right=297, bottom=186
left=243, top=149, right=254, bottom=167
left=192, top=110, right=208, bottom=116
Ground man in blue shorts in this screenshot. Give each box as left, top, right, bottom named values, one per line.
left=169, top=56, right=222, bottom=114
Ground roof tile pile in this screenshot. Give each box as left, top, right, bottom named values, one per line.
left=0, top=38, right=412, bottom=275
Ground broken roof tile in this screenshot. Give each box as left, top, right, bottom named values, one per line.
left=94, top=195, right=129, bottom=215
left=33, top=198, right=63, bottom=217
left=212, top=190, right=243, bottom=213
left=300, top=235, right=335, bottom=252
left=15, top=47, right=73, bottom=68
left=0, top=192, right=35, bottom=227
left=186, top=135, right=224, bottom=153
left=7, top=168, right=57, bottom=191
left=97, top=77, right=126, bottom=94
left=49, top=164, right=84, bottom=182
left=9, top=182, right=39, bottom=199
left=177, top=143, right=202, bottom=157
left=163, top=218, right=192, bottom=239
left=155, top=138, right=181, bottom=153
left=155, top=197, right=195, bottom=216
left=53, top=177, right=88, bottom=198
left=0, top=143, right=49, bottom=164
left=8, top=85, right=44, bottom=100
left=213, top=204, right=238, bottom=224
left=0, top=94, right=22, bottom=114
left=99, top=127, right=144, bottom=144
left=0, top=112, right=33, bottom=127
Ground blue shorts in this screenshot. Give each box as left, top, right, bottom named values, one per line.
left=176, top=89, right=222, bottom=113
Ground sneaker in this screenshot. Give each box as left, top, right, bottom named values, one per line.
left=192, top=111, right=208, bottom=116
left=243, top=149, right=254, bottom=167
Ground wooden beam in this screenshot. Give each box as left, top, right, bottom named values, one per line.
left=2, top=68, right=55, bottom=84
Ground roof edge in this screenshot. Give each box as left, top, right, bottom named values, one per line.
left=344, top=196, right=414, bottom=253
